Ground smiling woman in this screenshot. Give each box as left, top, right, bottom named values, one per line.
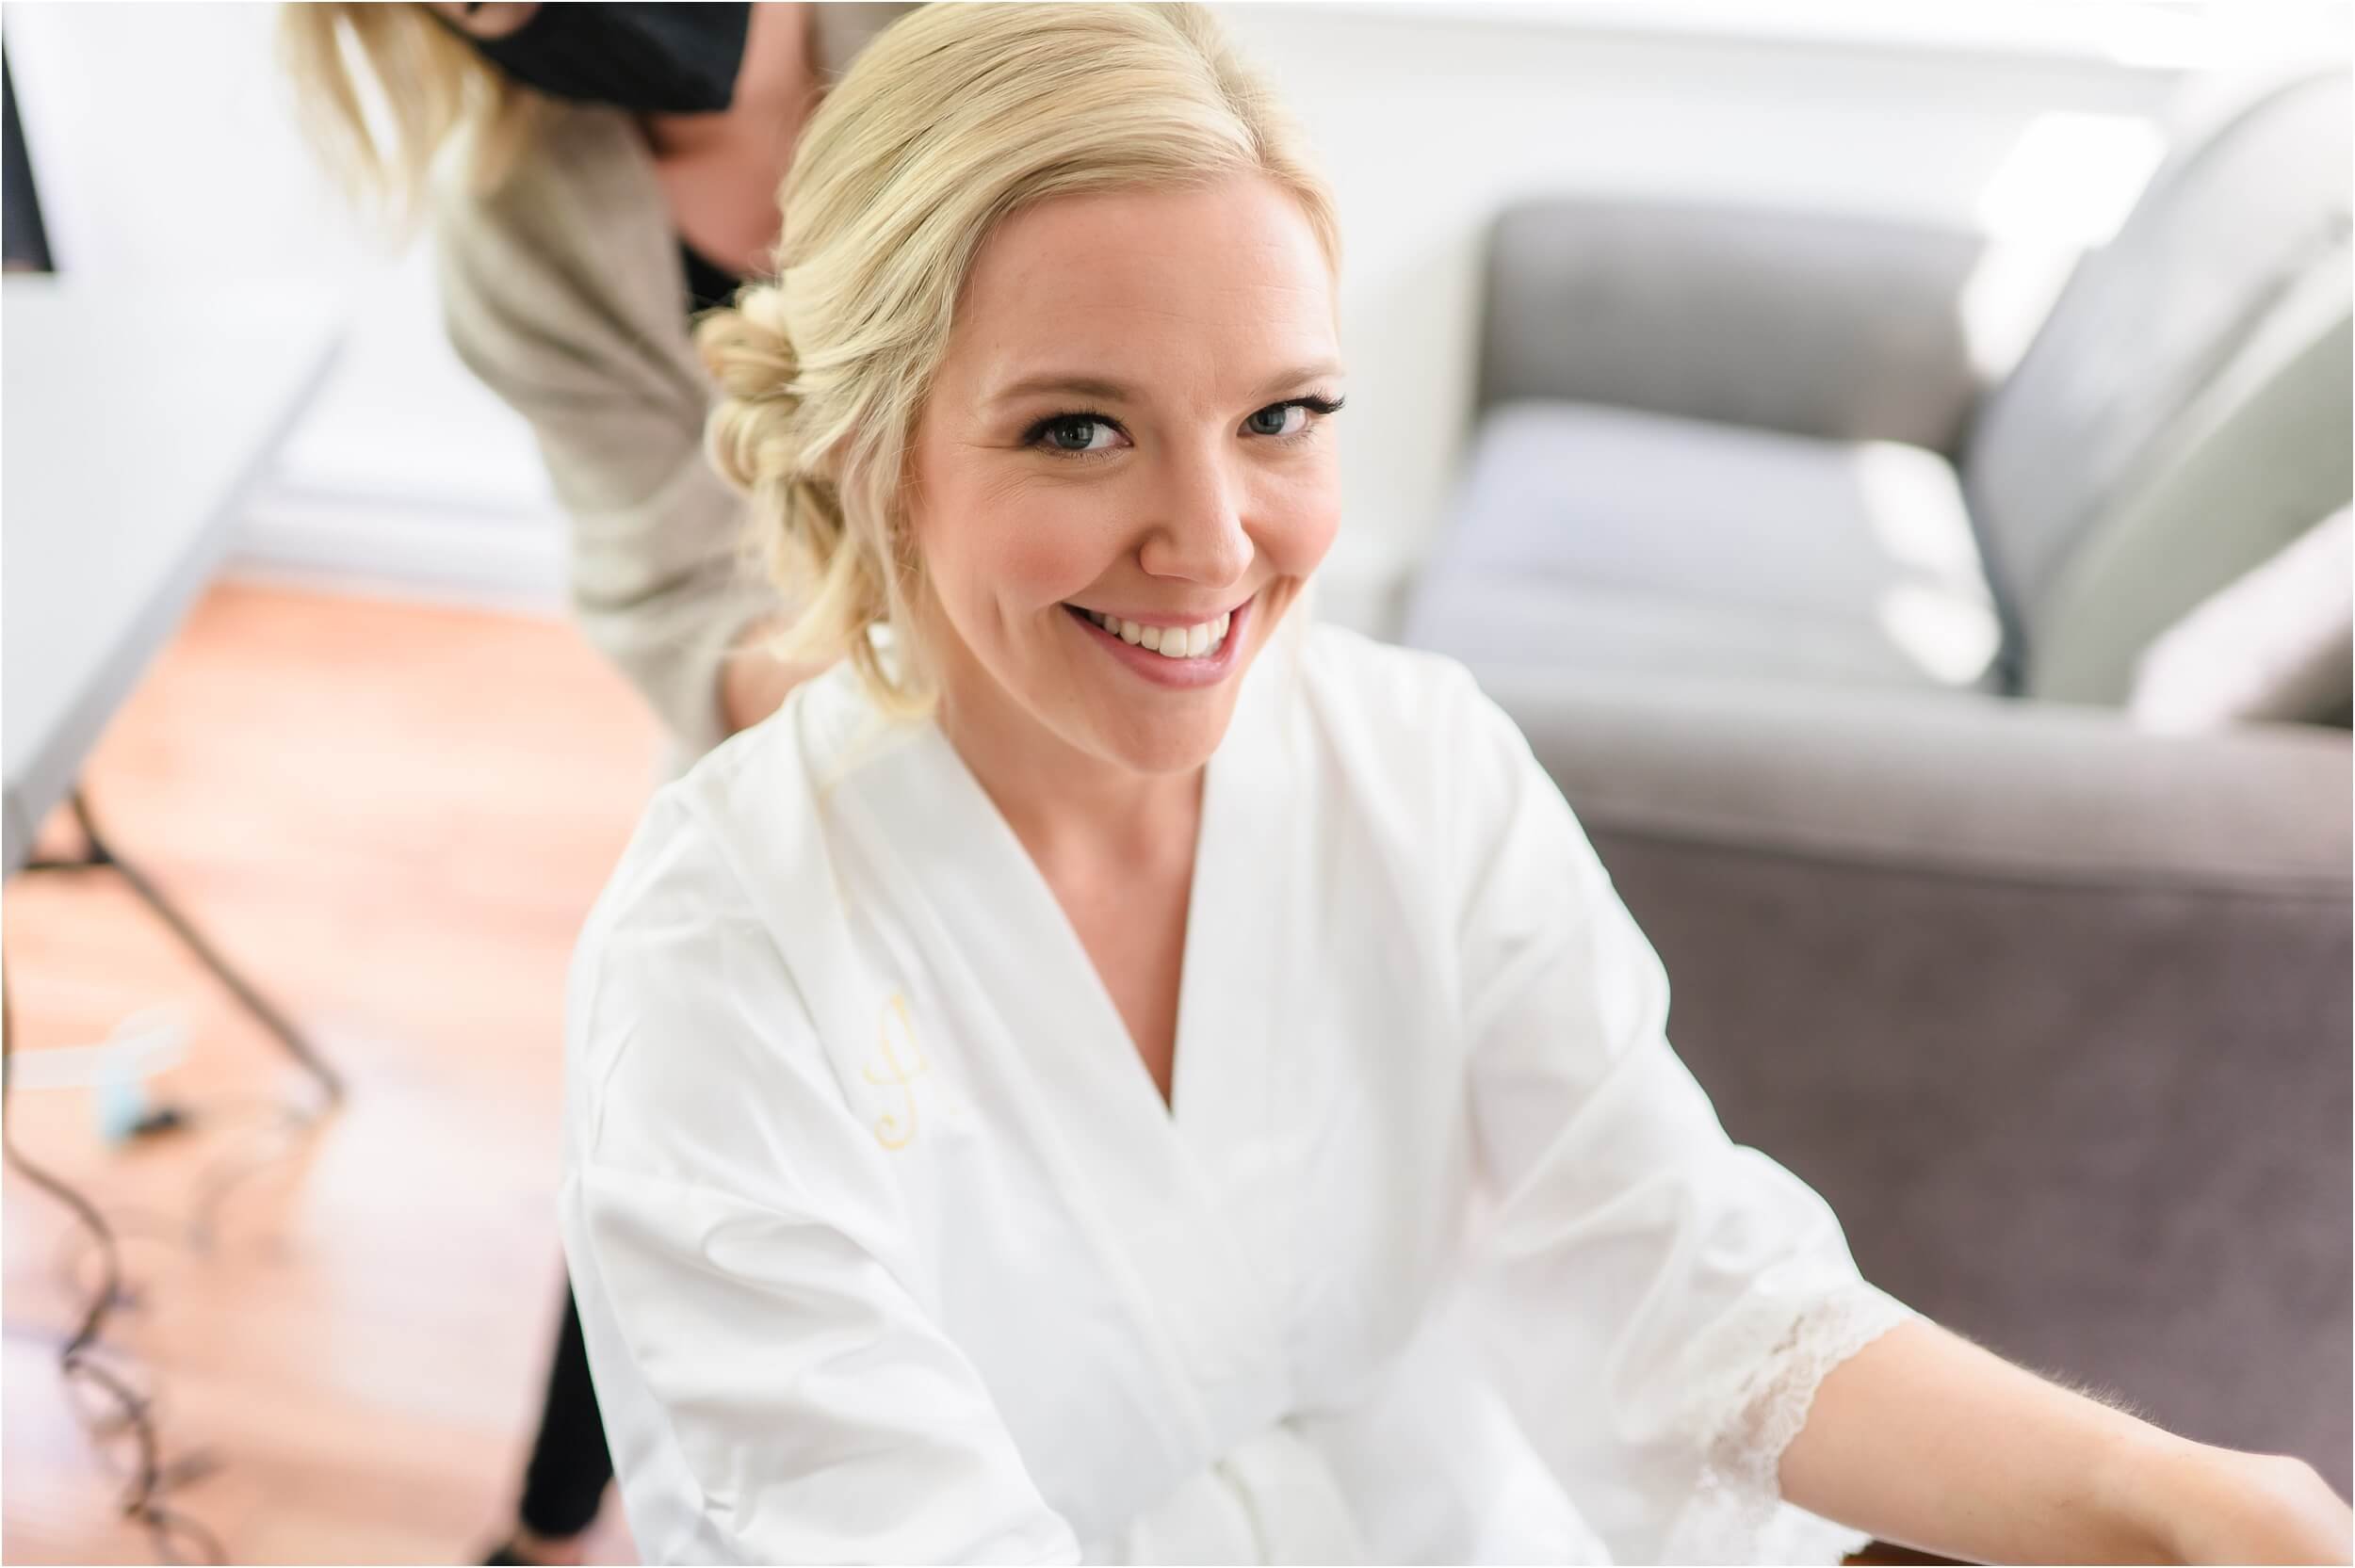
left=560, top=6, right=2352, bottom=1566
left=693, top=5, right=1343, bottom=735
left=908, top=174, right=1344, bottom=772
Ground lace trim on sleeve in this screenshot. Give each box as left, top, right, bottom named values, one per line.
left=1656, top=1278, right=1919, bottom=1565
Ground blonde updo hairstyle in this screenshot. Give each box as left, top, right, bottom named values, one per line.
left=698, top=3, right=1340, bottom=719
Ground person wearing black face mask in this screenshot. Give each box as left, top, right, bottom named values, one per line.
left=447, top=3, right=754, bottom=116
left=280, top=5, right=915, bottom=1562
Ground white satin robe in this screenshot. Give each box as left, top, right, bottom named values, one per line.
left=558, top=622, right=1916, bottom=1564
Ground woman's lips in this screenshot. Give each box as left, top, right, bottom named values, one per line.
left=1063, top=595, right=1252, bottom=689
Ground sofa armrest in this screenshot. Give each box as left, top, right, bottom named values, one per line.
left=1467, top=662, right=2351, bottom=1488
left=1470, top=662, right=2349, bottom=897
left=1481, top=199, right=2006, bottom=455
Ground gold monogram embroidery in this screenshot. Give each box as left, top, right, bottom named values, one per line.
left=860, top=993, right=931, bottom=1150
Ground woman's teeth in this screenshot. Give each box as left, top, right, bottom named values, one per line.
left=1077, top=607, right=1232, bottom=659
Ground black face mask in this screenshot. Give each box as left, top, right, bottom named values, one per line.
left=454, top=3, right=753, bottom=115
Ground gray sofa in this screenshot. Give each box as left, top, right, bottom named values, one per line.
left=1406, top=70, right=2353, bottom=1489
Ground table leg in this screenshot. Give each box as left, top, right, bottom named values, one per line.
left=21, top=789, right=344, bottom=1105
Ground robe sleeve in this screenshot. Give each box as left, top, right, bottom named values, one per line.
left=559, top=797, right=1082, bottom=1564
left=1446, top=677, right=1918, bottom=1565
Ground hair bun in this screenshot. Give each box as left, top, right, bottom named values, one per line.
left=697, top=283, right=807, bottom=496
left=696, top=282, right=802, bottom=405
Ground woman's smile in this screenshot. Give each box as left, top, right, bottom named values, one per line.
left=1060, top=594, right=1255, bottom=689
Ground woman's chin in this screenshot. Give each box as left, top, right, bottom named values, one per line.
left=1081, top=699, right=1236, bottom=777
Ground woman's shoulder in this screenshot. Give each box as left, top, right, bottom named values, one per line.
left=564, top=681, right=867, bottom=1165
left=1292, top=622, right=1521, bottom=771
left=592, top=668, right=848, bottom=903
left=1299, top=620, right=1484, bottom=705
left=579, top=660, right=900, bottom=960
left=1279, top=621, right=1555, bottom=872
left=567, top=758, right=773, bottom=1045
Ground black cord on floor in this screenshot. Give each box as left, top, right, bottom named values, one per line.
left=1, top=962, right=227, bottom=1565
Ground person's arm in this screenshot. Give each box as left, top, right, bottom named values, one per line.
left=717, top=610, right=835, bottom=736
left=434, top=170, right=812, bottom=753
left=1780, top=1317, right=2351, bottom=1563
left=1448, top=665, right=1911, bottom=1563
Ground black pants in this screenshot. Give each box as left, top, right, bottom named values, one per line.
left=518, top=1286, right=614, bottom=1539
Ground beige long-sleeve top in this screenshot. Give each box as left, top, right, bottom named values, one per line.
left=431, top=6, right=907, bottom=755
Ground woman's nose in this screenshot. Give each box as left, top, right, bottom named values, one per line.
left=1138, top=446, right=1253, bottom=588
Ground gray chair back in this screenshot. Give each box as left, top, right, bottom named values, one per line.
left=1479, top=200, right=1988, bottom=453
left=1962, top=71, right=2354, bottom=698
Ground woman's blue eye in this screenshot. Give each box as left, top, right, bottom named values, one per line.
left=1027, top=395, right=1343, bottom=456
left=1039, top=414, right=1116, bottom=453
left=1249, top=395, right=1344, bottom=438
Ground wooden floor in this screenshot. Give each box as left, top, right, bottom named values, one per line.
left=4, top=581, right=663, bottom=1565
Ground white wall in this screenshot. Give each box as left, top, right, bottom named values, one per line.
left=11, top=2, right=2323, bottom=628
left=3, top=1, right=564, bottom=606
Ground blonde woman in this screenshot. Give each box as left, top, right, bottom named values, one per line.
left=280, top=6, right=907, bottom=1561
left=563, top=5, right=2352, bottom=1562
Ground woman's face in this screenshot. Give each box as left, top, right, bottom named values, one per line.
left=908, top=174, right=1344, bottom=779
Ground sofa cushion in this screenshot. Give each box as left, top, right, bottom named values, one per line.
left=2131, top=504, right=2353, bottom=732
left=1405, top=400, right=2001, bottom=691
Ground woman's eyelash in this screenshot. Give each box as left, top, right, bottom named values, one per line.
left=1021, top=394, right=1348, bottom=457
left=1021, top=408, right=1124, bottom=450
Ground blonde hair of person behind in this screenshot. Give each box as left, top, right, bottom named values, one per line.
left=698, top=2, right=1340, bottom=720
left=278, top=4, right=540, bottom=229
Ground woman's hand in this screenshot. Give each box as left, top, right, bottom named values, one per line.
left=2123, top=1441, right=2352, bottom=1565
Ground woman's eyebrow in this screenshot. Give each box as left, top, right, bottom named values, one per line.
left=983, top=361, right=1346, bottom=410
left=986, top=372, right=1134, bottom=408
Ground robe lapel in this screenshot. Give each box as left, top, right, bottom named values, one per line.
left=840, top=652, right=1307, bottom=1456
left=1168, top=631, right=1294, bottom=1187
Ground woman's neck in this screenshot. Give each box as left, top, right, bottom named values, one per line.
left=936, top=687, right=1204, bottom=885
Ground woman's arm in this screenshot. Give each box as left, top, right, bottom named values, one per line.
left=1782, top=1317, right=2352, bottom=1564
left=1449, top=664, right=1915, bottom=1563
